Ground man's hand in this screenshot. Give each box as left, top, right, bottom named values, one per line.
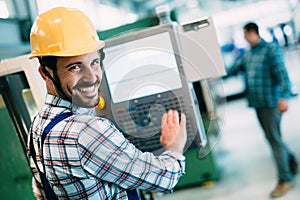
left=160, top=110, right=187, bottom=154
left=278, top=99, right=288, bottom=113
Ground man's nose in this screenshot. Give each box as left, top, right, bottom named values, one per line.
left=83, top=66, right=97, bottom=82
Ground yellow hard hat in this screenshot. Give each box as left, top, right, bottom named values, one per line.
left=29, top=7, right=105, bottom=59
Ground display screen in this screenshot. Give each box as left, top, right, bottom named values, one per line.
left=103, top=32, right=182, bottom=103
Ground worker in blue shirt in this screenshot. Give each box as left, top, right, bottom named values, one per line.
left=226, top=22, right=298, bottom=198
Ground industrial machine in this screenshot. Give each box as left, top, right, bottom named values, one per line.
left=98, top=22, right=207, bottom=154
left=97, top=16, right=225, bottom=189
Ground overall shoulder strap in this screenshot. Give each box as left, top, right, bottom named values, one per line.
left=30, top=111, right=72, bottom=200
left=41, top=112, right=73, bottom=145
left=30, top=112, right=72, bottom=171
left=40, top=112, right=73, bottom=173
left=127, top=189, right=140, bottom=200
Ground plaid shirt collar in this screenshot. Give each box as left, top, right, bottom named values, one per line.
left=251, top=38, right=266, bottom=50
left=45, top=94, right=95, bottom=116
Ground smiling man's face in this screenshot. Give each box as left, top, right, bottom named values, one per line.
left=56, top=51, right=103, bottom=108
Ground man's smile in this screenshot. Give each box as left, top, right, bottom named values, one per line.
left=76, top=83, right=99, bottom=98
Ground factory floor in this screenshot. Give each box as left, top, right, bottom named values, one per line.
left=162, top=46, right=300, bottom=200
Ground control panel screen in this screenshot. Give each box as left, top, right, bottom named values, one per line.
left=103, top=32, right=182, bottom=103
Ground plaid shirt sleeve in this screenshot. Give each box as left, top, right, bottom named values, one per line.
left=78, top=117, right=185, bottom=193
left=226, top=53, right=246, bottom=77
left=267, top=43, right=292, bottom=99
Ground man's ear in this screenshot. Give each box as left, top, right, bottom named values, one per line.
left=38, top=66, right=47, bottom=80
left=38, top=66, right=53, bottom=85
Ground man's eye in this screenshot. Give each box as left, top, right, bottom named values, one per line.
left=92, top=59, right=101, bottom=66
left=69, top=65, right=80, bottom=70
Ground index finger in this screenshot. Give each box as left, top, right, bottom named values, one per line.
left=166, top=110, right=174, bottom=125
left=172, top=110, right=179, bottom=124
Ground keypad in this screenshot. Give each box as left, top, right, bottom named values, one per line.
left=115, top=95, right=194, bottom=152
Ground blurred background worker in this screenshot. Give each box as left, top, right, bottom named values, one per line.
left=27, top=7, right=187, bottom=199
left=226, top=22, right=298, bottom=198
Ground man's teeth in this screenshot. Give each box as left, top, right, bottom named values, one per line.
left=80, top=86, right=94, bottom=92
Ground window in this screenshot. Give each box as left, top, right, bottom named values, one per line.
left=0, top=0, right=9, bottom=19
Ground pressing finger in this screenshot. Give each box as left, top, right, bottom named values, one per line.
left=166, top=110, right=174, bottom=125
left=172, top=110, right=179, bottom=124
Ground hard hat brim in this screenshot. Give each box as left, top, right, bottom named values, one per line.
left=29, top=40, right=105, bottom=59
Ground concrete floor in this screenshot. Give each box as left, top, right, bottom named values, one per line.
left=161, top=47, right=300, bottom=200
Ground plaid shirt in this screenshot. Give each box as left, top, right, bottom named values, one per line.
left=27, top=94, right=185, bottom=199
left=228, top=39, right=292, bottom=108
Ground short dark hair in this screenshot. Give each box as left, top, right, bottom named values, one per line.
left=243, top=22, right=259, bottom=35
left=38, top=56, right=58, bottom=71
